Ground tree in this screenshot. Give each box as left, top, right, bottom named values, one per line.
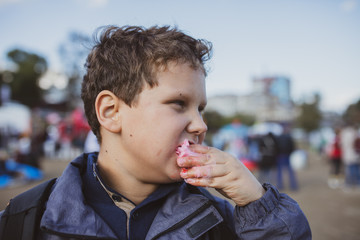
left=58, top=31, right=91, bottom=109
left=343, top=98, right=360, bottom=127
left=295, top=93, right=322, bottom=134
left=203, top=111, right=256, bottom=133
left=224, top=113, right=256, bottom=127
left=6, top=49, right=47, bottom=108
left=203, top=110, right=224, bottom=133
left=203, top=110, right=256, bottom=144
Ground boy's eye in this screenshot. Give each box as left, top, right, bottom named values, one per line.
left=172, top=100, right=185, bottom=108
left=198, top=105, right=205, bottom=113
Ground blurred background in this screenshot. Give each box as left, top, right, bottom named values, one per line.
left=0, top=1, right=359, bottom=239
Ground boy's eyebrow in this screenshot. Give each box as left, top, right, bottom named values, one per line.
left=180, top=92, right=207, bottom=108
left=165, top=91, right=207, bottom=106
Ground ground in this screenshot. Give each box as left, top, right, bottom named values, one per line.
left=1, top=149, right=359, bottom=240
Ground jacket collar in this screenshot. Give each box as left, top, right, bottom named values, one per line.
left=40, top=153, right=117, bottom=239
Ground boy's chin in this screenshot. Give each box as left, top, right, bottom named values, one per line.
left=166, top=172, right=183, bottom=183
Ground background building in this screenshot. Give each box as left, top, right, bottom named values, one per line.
left=207, top=75, right=296, bottom=122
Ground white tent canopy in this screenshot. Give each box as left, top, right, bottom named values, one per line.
left=0, top=102, right=31, bottom=134
left=250, top=122, right=284, bottom=136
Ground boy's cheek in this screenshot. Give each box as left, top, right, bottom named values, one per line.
left=199, top=132, right=206, bottom=144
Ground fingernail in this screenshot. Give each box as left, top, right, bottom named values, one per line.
left=180, top=168, right=188, bottom=177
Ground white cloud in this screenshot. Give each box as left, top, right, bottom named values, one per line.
left=341, top=0, right=358, bottom=12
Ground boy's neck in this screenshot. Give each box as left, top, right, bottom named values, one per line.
left=97, top=151, right=159, bottom=205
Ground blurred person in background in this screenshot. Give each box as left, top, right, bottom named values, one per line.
left=15, top=132, right=33, bottom=166
left=327, top=128, right=343, bottom=189
left=257, top=131, right=278, bottom=185
left=340, top=124, right=360, bottom=188
left=28, top=109, right=48, bottom=168
left=354, top=131, right=360, bottom=156
left=70, top=107, right=91, bottom=152
left=57, top=114, right=77, bottom=159
left=276, top=125, right=298, bottom=191
left=43, top=124, right=60, bottom=159
left=0, top=132, right=12, bottom=177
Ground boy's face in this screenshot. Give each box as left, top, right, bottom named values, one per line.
left=118, top=62, right=207, bottom=184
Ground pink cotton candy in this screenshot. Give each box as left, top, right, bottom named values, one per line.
left=177, top=139, right=212, bottom=180
left=176, top=139, right=199, bottom=157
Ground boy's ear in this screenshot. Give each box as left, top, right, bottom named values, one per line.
left=95, top=90, right=123, bottom=133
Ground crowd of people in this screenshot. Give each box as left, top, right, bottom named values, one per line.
left=211, top=121, right=301, bottom=191
left=0, top=106, right=91, bottom=188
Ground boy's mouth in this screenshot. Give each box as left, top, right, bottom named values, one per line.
left=176, top=139, right=195, bottom=147
left=176, top=139, right=195, bottom=157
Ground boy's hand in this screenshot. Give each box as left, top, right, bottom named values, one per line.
left=177, top=144, right=265, bottom=206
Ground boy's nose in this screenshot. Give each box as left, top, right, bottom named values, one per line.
left=187, top=112, right=208, bottom=136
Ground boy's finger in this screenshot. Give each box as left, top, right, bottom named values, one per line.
left=188, top=144, right=210, bottom=154
left=177, top=152, right=223, bottom=167
left=180, top=165, right=228, bottom=179
left=184, top=177, right=208, bottom=187
left=188, top=145, right=228, bottom=164
left=177, top=155, right=207, bottom=167
left=184, top=176, right=224, bottom=189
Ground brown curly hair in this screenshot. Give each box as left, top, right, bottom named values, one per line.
left=81, top=25, right=212, bottom=143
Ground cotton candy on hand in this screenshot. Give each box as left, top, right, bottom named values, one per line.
left=176, top=139, right=210, bottom=180
left=176, top=139, right=200, bottom=157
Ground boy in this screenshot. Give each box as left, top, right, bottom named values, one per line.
left=0, top=25, right=311, bottom=239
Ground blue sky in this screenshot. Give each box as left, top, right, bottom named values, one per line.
left=0, top=0, right=359, bottom=113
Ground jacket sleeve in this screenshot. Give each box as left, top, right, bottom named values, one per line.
left=233, top=183, right=312, bottom=240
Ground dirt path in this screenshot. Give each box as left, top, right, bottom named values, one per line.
left=285, top=150, right=360, bottom=240
left=1, top=150, right=360, bottom=240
